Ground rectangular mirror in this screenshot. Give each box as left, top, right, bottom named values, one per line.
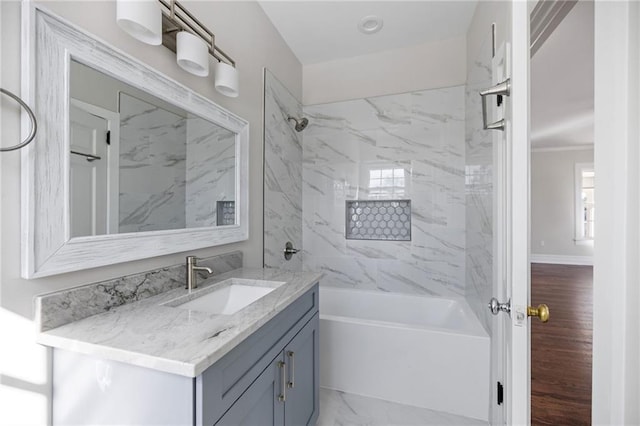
left=69, top=61, right=237, bottom=237
left=21, top=5, right=249, bottom=278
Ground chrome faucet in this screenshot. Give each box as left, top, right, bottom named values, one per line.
left=186, top=256, right=213, bottom=290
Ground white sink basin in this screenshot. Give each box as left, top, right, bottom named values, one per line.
left=169, top=278, right=285, bottom=315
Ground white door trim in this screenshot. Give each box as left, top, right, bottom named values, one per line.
left=592, top=1, right=640, bottom=424
left=507, top=1, right=531, bottom=424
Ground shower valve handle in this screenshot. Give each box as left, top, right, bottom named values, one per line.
left=283, top=242, right=300, bottom=260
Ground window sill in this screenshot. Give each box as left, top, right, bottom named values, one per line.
left=574, top=239, right=594, bottom=246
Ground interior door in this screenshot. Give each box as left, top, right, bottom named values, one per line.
left=484, top=2, right=531, bottom=425
left=69, top=104, right=109, bottom=237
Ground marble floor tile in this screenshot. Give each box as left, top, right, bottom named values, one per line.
left=317, top=388, right=487, bottom=426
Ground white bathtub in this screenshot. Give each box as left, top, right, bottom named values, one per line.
left=319, top=287, right=490, bottom=421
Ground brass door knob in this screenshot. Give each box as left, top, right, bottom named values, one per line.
left=527, top=304, right=550, bottom=323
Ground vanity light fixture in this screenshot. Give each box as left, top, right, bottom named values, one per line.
left=176, top=30, right=209, bottom=76
left=214, top=61, right=239, bottom=98
left=116, top=0, right=163, bottom=45
left=116, top=0, right=239, bottom=97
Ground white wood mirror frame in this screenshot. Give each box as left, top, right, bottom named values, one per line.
left=21, top=4, right=249, bottom=278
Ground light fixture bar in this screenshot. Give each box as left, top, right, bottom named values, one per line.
left=157, top=0, right=235, bottom=67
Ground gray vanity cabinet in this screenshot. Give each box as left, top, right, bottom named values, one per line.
left=215, top=355, right=284, bottom=426
left=51, top=283, right=319, bottom=426
left=215, top=313, right=319, bottom=426
left=196, top=286, right=319, bottom=426
left=283, top=314, right=319, bottom=426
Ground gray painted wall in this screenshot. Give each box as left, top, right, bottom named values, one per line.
left=303, top=37, right=466, bottom=105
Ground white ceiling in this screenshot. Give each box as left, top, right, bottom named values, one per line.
left=531, top=1, right=594, bottom=149
left=258, top=1, right=477, bottom=65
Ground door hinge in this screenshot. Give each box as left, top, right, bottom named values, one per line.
left=497, top=381, right=504, bottom=405
left=106, top=130, right=111, bottom=145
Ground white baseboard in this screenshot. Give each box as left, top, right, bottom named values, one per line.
left=530, top=254, right=593, bottom=266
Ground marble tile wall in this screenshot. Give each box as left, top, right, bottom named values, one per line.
left=263, top=69, right=303, bottom=270
left=119, top=93, right=187, bottom=233
left=302, top=86, right=466, bottom=297
left=185, top=119, right=236, bottom=228
left=35, top=251, right=242, bottom=332
left=464, top=32, right=494, bottom=334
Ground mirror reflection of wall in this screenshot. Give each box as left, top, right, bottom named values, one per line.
left=69, top=60, right=236, bottom=237
left=119, top=93, right=187, bottom=233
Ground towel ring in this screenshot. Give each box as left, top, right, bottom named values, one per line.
left=0, top=88, right=38, bottom=152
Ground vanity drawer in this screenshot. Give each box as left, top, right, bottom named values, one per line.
left=196, top=283, right=318, bottom=426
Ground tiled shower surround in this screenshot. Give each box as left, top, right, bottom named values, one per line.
left=302, top=86, right=466, bottom=297
left=263, top=70, right=303, bottom=270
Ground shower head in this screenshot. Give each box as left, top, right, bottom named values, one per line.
left=287, top=116, right=309, bottom=132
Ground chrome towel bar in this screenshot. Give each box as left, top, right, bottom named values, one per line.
left=0, top=88, right=37, bottom=152
left=70, top=150, right=102, bottom=162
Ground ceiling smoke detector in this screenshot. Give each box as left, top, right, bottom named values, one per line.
left=358, top=15, right=383, bottom=35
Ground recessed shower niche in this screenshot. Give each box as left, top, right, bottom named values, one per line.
left=345, top=200, right=411, bottom=241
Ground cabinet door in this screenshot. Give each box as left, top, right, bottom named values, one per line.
left=215, top=355, right=285, bottom=426
left=284, top=314, right=319, bottom=426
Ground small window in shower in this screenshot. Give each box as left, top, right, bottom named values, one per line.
left=345, top=200, right=411, bottom=241
left=369, top=168, right=406, bottom=197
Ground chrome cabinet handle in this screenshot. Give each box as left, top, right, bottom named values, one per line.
left=287, top=351, right=295, bottom=389
left=479, top=78, right=511, bottom=131
left=278, top=361, right=286, bottom=402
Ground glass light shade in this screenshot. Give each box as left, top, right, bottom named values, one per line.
left=214, top=62, right=239, bottom=98
left=176, top=31, right=210, bottom=77
left=116, top=0, right=162, bottom=45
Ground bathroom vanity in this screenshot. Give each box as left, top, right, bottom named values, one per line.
left=36, top=266, right=321, bottom=426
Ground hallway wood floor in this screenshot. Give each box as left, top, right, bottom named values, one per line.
left=531, top=263, right=593, bottom=426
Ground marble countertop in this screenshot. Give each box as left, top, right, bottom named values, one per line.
left=37, top=268, right=322, bottom=377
